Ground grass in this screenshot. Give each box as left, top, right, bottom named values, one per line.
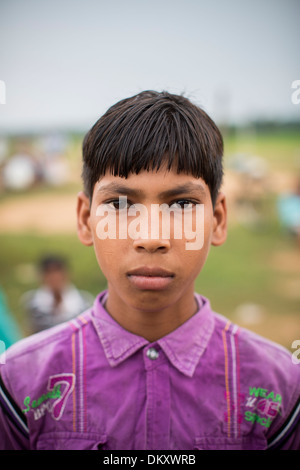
left=224, top=128, right=300, bottom=171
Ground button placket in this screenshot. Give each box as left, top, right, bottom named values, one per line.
left=146, top=347, right=159, bottom=360
left=144, top=352, right=171, bottom=450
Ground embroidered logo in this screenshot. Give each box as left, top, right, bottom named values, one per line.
left=22, top=373, right=75, bottom=421
left=244, top=386, right=282, bottom=428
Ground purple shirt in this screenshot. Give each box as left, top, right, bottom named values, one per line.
left=1, top=290, right=300, bottom=450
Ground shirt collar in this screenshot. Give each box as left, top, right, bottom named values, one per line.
left=91, top=290, right=214, bottom=377
left=157, top=297, right=214, bottom=376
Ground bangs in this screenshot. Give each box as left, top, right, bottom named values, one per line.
left=82, top=91, right=223, bottom=204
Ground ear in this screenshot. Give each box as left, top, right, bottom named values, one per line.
left=211, top=192, right=227, bottom=246
left=77, top=191, right=93, bottom=246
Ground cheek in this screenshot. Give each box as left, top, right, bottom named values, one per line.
left=180, top=205, right=213, bottom=251
left=184, top=245, right=210, bottom=273
left=203, top=206, right=214, bottom=244
left=177, top=210, right=213, bottom=275
left=92, top=236, right=128, bottom=278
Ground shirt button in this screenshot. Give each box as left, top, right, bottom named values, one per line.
left=146, top=347, right=159, bottom=360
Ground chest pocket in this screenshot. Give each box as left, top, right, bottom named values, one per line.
left=36, top=432, right=108, bottom=450
left=194, top=436, right=267, bottom=450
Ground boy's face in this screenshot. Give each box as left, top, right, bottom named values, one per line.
left=77, top=166, right=227, bottom=314
left=42, top=267, right=68, bottom=294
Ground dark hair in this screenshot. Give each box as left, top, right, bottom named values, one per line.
left=39, top=255, right=67, bottom=273
left=82, top=90, right=223, bottom=206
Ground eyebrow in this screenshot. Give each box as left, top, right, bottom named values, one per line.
left=158, top=183, right=207, bottom=199
left=96, top=182, right=207, bottom=199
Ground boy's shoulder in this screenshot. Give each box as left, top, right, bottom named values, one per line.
left=212, top=309, right=296, bottom=366
left=3, top=314, right=84, bottom=360
left=211, top=309, right=300, bottom=385
left=0, top=309, right=94, bottom=394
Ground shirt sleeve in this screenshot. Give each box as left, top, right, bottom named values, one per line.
left=279, top=422, right=300, bottom=450
left=267, top=396, right=300, bottom=450
left=0, top=373, right=30, bottom=450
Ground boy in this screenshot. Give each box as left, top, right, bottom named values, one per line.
left=0, top=91, right=299, bottom=450
left=23, top=255, right=93, bottom=333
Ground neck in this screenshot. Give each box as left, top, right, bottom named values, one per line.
left=104, top=285, right=198, bottom=342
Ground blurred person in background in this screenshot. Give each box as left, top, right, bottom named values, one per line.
left=2, top=152, right=40, bottom=191
left=22, top=255, right=93, bottom=333
left=277, top=176, right=300, bottom=247
left=0, top=287, right=22, bottom=349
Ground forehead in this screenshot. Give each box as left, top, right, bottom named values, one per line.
left=93, top=167, right=210, bottom=199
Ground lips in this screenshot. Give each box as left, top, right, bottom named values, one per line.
left=127, top=267, right=175, bottom=277
left=126, top=266, right=175, bottom=290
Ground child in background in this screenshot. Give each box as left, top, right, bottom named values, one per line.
left=0, top=91, right=299, bottom=450
left=22, top=255, right=93, bottom=333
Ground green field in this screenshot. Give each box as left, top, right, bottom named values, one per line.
left=0, top=128, right=299, bottom=348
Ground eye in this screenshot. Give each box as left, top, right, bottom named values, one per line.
left=107, top=200, right=123, bottom=210
left=106, top=199, right=128, bottom=210
left=105, top=197, right=133, bottom=210
left=169, top=199, right=196, bottom=210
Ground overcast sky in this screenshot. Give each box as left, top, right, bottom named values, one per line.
left=0, top=0, right=299, bottom=132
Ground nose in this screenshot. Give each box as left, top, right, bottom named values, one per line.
left=130, top=203, right=171, bottom=253
left=132, top=237, right=171, bottom=253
